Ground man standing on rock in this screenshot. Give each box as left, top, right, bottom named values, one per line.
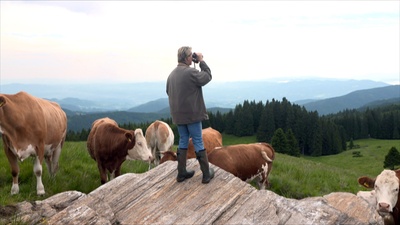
left=166, top=46, right=214, bottom=184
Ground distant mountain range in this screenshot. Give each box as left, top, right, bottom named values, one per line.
left=62, top=84, right=399, bottom=132
left=0, top=79, right=392, bottom=113
left=302, top=85, right=399, bottom=115
left=126, top=85, right=399, bottom=115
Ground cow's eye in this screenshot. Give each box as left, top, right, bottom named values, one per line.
left=395, top=188, right=399, bottom=193
left=374, top=184, right=379, bottom=190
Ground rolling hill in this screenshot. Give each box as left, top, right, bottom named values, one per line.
left=127, top=98, right=169, bottom=113
left=302, top=85, right=399, bottom=115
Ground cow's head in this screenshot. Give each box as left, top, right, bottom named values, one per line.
left=159, top=151, right=177, bottom=164
left=126, top=129, right=154, bottom=162
left=358, top=170, right=400, bottom=218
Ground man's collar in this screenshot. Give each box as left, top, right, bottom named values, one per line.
left=178, top=62, right=189, bottom=66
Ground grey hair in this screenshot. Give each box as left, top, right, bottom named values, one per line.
left=177, top=46, right=192, bottom=63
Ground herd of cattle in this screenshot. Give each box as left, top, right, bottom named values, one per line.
left=0, top=91, right=399, bottom=225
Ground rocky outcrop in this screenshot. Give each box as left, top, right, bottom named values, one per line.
left=4, top=159, right=383, bottom=225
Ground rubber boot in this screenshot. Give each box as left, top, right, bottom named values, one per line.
left=176, top=149, right=195, bottom=182
left=196, top=150, right=214, bottom=183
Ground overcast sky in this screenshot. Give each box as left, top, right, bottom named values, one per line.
left=1, top=1, right=399, bottom=85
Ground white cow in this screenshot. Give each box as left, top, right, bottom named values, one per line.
left=358, top=169, right=400, bottom=225
left=145, top=120, right=174, bottom=167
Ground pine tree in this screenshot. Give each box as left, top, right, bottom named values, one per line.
left=251, top=100, right=264, bottom=133
left=233, top=103, right=254, bottom=136
left=256, top=106, right=268, bottom=142
left=286, top=128, right=301, bottom=157
left=214, top=111, right=225, bottom=132
left=224, top=110, right=235, bottom=135
left=393, top=111, right=400, bottom=139
left=264, top=103, right=276, bottom=142
left=271, top=128, right=288, bottom=155
left=383, top=147, right=400, bottom=169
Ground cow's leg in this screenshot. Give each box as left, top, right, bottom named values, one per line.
left=154, top=147, right=160, bottom=167
left=250, top=176, right=263, bottom=190
left=259, top=176, right=267, bottom=190
left=114, top=164, right=122, bottom=179
left=33, top=156, right=45, bottom=195
left=150, top=146, right=157, bottom=169
left=44, top=147, right=56, bottom=177
left=44, top=155, right=53, bottom=176
left=259, top=167, right=269, bottom=190
left=97, top=163, right=108, bottom=184
left=49, top=145, right=62, bottom=177
left=110, top=171, right=115, bottom=180
left=4, top=147, right=20, bottom=195
left=264, top=175, right=271, bottom=189
left=149, top=146, right=160, bottom=169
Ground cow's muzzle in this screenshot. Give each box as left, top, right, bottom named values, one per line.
left=377, top=202, right=392, bottom=216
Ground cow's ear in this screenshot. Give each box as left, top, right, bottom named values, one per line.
left=358, top=176, right=375, bottom=189
left=0, top=96, right=6, bottom=107
left=125, top=133, right=134, bottom=143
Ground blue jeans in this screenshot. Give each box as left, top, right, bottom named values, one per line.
left=177, top=122, right=204, bottom=152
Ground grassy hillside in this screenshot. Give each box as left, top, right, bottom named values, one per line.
left=303, top=138, right=396, bottom=177
left=0, top=137, right=398, bottom=206
left=221, top=135, right=400, bottom=198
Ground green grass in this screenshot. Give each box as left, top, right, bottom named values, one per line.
left=304, top=139, right=399, bottom=177
left=0, top=141, right=149, bottom=206
left=268, top=138, right=400, bottom=199
left=0, top=137, right=399, bottom=206
left=221, top=133, right=258, bottom=145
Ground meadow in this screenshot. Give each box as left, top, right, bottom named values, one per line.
left=0, top=136, right=399, bottom=206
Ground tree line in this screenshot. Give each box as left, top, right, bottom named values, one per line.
left=66, top=98, right=400, bottom=157
left=328, top=105, right=400, bottom=140
left=206, top=98, right=346, bottom=157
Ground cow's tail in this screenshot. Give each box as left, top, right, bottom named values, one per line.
left=259, top=143, right=275, bottom=161
left=153, top=120, right=161, bottom=130
left=261, top=151, right=273, bottom=163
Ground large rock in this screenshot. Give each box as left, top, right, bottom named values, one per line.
left=6, top=159, right=384, bottom=225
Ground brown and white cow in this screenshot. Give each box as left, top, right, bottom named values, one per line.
left=0, top=91, right=67, bottom=195
left=358, top=169, right=400, bottom=225
left=87, top=117, right=154, bottom=184
left=145, top=120, right=174, bottom=166
left=208, top=142, right=275, bottom=190
left=159, top=127, right=223, bottom=164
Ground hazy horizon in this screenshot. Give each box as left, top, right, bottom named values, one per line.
left=0, top=77, right=397, bottom=86
left=1, top=1, right=399, bottom=85
left=0, top=79, right=394, bottom=111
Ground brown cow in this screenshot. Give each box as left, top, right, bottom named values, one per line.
left=208, top=142, right=275, bottom=190
left=0, top=91, right=67, bottom=195
left=145, top=120, right=174, bottom=166
left=358, top=169, right=400, bottom=225
left=87, top=117, right=154, bottom=184
left=159, top=127, right=222, bottom=164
